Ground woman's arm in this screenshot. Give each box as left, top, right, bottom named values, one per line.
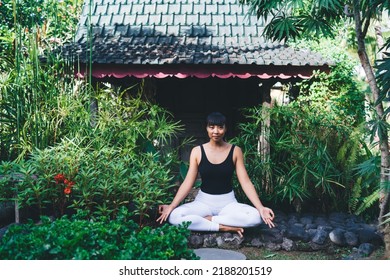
left=234, top=146, right=275, bottom=228
left=156, top=146, right=200, bottom=223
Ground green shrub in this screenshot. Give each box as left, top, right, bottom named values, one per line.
left=0, top=90, right=183, bottom=224
left=233, top=103, right=378, bottom=214
left=1, top=136, right=178, bottom=225
left=0, top=208, right=198, bottom=260
left=0, top=161, right=20, bottom=201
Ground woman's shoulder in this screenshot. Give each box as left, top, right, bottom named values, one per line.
left=232, top=144, right=243, bottom=157
left=231, top=143, right=240, bottom=149
left=190, top=145, right=202, bottom=158
left=192, top=145, right=202, bottom=152
left=230, top=143, right=241, bottom=150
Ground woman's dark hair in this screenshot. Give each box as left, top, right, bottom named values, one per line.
left=206, top=112, right=226, bottom=126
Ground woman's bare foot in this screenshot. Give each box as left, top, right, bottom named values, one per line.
left=219, top=224, right=244, bottom=238
left=203, top=216, right=244, bottom=238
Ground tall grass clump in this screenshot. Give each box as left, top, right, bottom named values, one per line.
left=0, top=0, right=83, bottom=161
left=0, top=86, right=185, bottom=225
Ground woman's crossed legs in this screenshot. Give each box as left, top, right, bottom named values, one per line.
left=168, top=191, right=262, bottom=237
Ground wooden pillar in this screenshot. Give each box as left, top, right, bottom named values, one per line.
left=142, top=78, right=157, bottom=103
left=258, top=81, right=273, bottom=192
left=258, top=82, right=272, bottom=160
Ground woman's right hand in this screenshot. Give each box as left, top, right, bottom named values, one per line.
left=156, top=204, right=174, bottom=224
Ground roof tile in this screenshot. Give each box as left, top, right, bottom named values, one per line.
left=94, top=4, right=108, bottom=15
left=107, top=4, right=120, bottom=14
left=65, top=0, right=332, bottom=67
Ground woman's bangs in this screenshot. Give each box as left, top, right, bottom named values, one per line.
left=206, top=113, right=226, bottom=126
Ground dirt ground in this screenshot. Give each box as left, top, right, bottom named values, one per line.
left=237, top=245, right=388, bottom=260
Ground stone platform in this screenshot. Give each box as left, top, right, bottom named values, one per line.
left=187, top=211, right=384, bottom=260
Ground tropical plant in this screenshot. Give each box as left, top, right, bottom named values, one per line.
left=232, top=39, right=373, bottom=214
left=376, top=38, right=390, bottom=102
left=241, top=0, right=389, bottom=223
left=0, top=0, right=83, bottom=161
left=0, top=0, right=81, bottom=47
left=0, top=88, right=183, bottom=224
left=12, top=137, right=84, bottom=217
left=233, top=103, right=373, bottom=214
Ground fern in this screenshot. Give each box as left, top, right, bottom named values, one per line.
left=349, top=177, right=362, bottom=213
left=336, top=126, right=366, bottom=174
left=355, top=189, right=380, bottom=215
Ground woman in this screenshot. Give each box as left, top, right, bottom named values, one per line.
left=157, top=112, right=275, bottom=237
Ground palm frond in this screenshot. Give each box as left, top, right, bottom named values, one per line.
left=353, top=155, right=380, bottom=177
left=239, top=0, right=283, bottom=20
left=317, top=0, right=343, bottom=10
left=375, top=53, right=390, bottom=105
left=263, top=14, right=303, bottom=41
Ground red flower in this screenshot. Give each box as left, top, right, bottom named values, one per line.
left=54, top=173, right=66, bottom=184
left=55, top=174, right=76, bottom=195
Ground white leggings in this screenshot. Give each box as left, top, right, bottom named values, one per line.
left=168, top=190, right=262, bottom=232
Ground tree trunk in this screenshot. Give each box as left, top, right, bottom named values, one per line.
left=374, top=25, right=385, bottom=60
left=384, top=224, right=390, bottom=259
left=353, top=0, right=390, bottom=257
left=374, top=24, right=390, bottom=227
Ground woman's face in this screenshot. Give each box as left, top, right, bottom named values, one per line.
left=206, top=124, right=227, bottom=142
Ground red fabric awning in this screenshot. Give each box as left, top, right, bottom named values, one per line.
left=76, top=64, right=329, bottom=80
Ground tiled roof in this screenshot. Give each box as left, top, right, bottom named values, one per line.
left=63, top=0, right=331, bottom=68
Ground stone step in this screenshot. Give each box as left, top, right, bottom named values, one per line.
left=194, top=248, right=246, bottom=260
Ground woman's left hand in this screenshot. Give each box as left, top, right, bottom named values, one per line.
left=259, top=207, right=275, bottom=228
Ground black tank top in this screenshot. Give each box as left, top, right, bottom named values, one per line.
left=198, top=144, right=236, bottom=195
